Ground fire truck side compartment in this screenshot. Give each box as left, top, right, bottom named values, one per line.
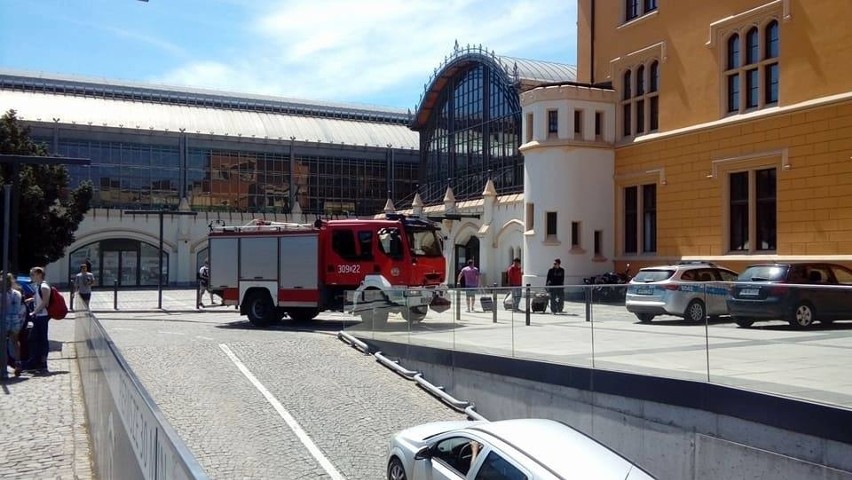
left=279, top=234, right=320, bottom=306
left=209, top=238, right=238, bottom=289
left=239, top=237, right=279, bottom=281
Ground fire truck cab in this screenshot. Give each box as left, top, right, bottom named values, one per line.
left=208, top=214, right=446, bottom=327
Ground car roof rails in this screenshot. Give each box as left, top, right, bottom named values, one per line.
left=677, top=260, right=718, bottom=267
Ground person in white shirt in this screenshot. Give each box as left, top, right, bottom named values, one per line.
left=197, top=260, right=218, bottom=307
left=25, top=267, right=51, bottom=374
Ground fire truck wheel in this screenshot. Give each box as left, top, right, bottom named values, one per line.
left=402, top=305, right=428, bottom=323
left=246, top=291, right=276, bottom=327
left=288, top=308, right=320, bottom=322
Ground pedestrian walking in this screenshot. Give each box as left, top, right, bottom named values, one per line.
left=3, top=273, right=26, bottom=377
left=507, top=258, right=523, bottom=310
left=197, top=260, right=218, bottom=307
left=24, top=267, right=51, bottom=374
left=74, top=263, right=95, bottom=308
left=456, top=259, right=481, bottom=312
left=546, top=259, right=566, bottom=313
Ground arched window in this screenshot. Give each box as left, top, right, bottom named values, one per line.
left=649, top=61, right=659, bottom=92
left=623, top=70, right=632, bottom=100
left=746, top=27, right=759, bottom=64
left=765, top=20, right=779, bottom=59
left=637, top=65, right=645, bottom=96
left=727, top=34, right=740, bottom=70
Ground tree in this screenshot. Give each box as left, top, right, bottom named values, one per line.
left=0, top=109, right=93, bottom=270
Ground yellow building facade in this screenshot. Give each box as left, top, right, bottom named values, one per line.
left=576, top=0, right=852, bottom=271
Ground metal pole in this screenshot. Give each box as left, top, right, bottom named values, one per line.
left=158, top=212, right=164, bottom=310
left=491, top=284, right=497, bottom=324
left=113, top=279, right=118, bottom=310
left=455, top=288, right=461, bottom=321
left=0, top=185, right=11, bottom=380
left=69, top=277, right=75, bottom=312
left=525, top=283, right=531, bottom=326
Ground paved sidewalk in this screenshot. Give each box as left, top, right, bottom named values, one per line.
left=0, top=319, right=93, bottom=479
left=0, top=289, right=223, bottom=479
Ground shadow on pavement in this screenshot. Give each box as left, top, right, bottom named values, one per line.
left=753, top=322, right=852, bottom=332
left=215, top=319, right=462, bottom=334
left=637, top=317, right=735, bottom=327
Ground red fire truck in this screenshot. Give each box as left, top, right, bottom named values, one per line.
left=207, top=214, right=447, bottom=327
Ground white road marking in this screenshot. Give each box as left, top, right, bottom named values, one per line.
left=157, top=331, right=186, bottom=336
left=219, top=344, right=346, bottom=480
left=195, top=335, right=214, bottom=341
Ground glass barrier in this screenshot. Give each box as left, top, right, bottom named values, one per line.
left=341, top=282, right=852, bottom=409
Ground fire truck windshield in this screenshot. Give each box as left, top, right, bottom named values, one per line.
left=407, top=228, right=443, bottom=257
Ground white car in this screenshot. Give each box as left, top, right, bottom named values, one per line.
left=625, top=262, right=739, bottom=323
left=387, top=419, right=655, bottom=480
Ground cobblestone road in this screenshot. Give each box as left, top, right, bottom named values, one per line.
left=99, top=310, right=468, bottom=479
left=0, top=319, right=92, bottom=480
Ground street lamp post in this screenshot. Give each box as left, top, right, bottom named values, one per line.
left=123, top=210, right=197, bottom=309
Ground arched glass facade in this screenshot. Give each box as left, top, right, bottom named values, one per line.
left=418, top=62, right=522, bottom=203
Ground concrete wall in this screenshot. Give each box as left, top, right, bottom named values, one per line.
left=76, top=309, right=207, bottom=479
left=370, top=341, right=852, bottom=480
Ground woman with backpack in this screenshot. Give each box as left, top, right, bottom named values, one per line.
left=3, top=273, right=26, bottom=377
left=24, top=267, right=52, bottom=375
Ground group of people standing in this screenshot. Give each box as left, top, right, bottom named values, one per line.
left=3, top=267, right=54, bottom=377
left=456, top=257, right=566, bottom=314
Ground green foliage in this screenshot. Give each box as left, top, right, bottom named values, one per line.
left=0, top=109, right=93, bottom=270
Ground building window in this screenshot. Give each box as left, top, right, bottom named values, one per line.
left=623, top=184, right=657, bottom=254
left=624, top=187, right=638, bottom=254
left=642, top=184, right=657, bottom=253
left=547, top=110, right=558, bottom=136
left=724, top=20, right=780, bottom=114
left=625, top=0, right=639, bottom=21
left=621, top=60, right=660, bottom=139
left=594, top=111, right=602, bottom=138
left=546, top=211, right=558, bottom=237
left=594, top=230, right=603, bottom=256
left=625, top=0, right=655, bottom=22
left=571, top=221, right=581, bottom=247
left=729, top=168, right=777, bottom=252
left=526, top=202, right=535, bottom=231
left=574, top=110, right=583, bottom=135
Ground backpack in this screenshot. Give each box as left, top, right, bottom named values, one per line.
left=45, top=285, right=68, bottom=320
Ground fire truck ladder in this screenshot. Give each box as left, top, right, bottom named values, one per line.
left=209, top=218, right=316, bottom=233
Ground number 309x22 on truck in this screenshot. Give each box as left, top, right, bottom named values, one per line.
left=207, top=214, right=448, bottom=327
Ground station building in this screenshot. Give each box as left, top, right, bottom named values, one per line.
left=0, top=70, right=421, bottom=286
left=517, top=0, right=852, bottom=286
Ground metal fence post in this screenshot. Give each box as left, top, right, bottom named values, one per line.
left=585, top=287, right=592, bottom=322
left=196, top=280, right=202, bottom=309
left=525, top=283, right=531, bottom=326
left=113, top=280, right=118, bottom=310
left=69, top=277, right=75, bottom=312
left=455, top=288, right=461, bottom=321
left=491, top=283, right=497, bottom=323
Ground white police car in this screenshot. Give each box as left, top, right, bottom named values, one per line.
left=625, top=262, right=738, bottom=323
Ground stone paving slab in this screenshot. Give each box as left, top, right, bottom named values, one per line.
left=0, top=319, right=93, bottom=479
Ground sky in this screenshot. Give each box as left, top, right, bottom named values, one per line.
left=0, top=0, right=577, bottom=110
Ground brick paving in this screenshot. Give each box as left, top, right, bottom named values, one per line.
left=0, top=319, right=93, bottom=479
left=0, top=288, right=209, bottom=480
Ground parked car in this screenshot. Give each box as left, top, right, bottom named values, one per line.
left=625, top=262, right=739, bottom=323
left=727, top=262, right=852, bottom=329
left=387, top=418, right=655, bottom=480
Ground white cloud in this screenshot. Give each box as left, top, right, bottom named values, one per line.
left=152, top=0, right=576, bottom=107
